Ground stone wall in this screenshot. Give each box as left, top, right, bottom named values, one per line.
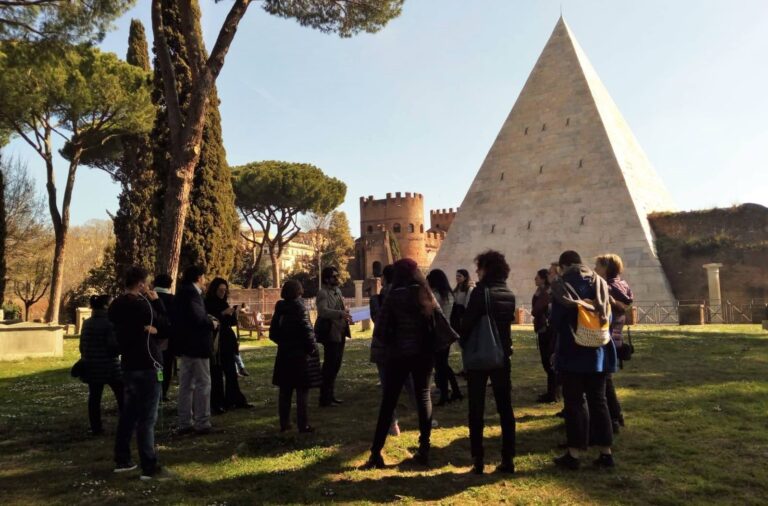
left=649, top=204, right=768, bottom=302
left=0, top=323, right=64, bottom=361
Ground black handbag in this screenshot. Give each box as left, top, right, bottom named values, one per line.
left=617, top=327, right=634, bottom=362
left=70, top=359, right=86, bottom=379
left=432, top=308, right=459, bottom=352
left=314, top=317, right=332, bottom=344
left=461, top=288, right=505, bottom=371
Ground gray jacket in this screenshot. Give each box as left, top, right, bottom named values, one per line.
left=316, top=285, right=349, bottom=343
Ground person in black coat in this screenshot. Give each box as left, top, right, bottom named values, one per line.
left=362, top=258, right=437, bottom=470
left=152, top=274, right=176, bottom=402
left=79, top=294, right=123, bottom=435
left=205, top=278, right=251, bottom=413
left=460, top=250, right=517, bottom=475
left=174, top=265, right=216, bottom=434
left=270, top=280, right=321, bottom=432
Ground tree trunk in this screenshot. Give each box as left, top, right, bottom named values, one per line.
left=157, top=155, right=196, bottom=287
left=269, top=249, right=280, bottom=288
left=24, top=301, right=31, bottom=322
left=45, top=228, right=66, bottom=323
left=43, top=138, right=77, bottom=324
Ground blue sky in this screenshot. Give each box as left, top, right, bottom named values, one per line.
left=5, top=0, right=768, bottom=236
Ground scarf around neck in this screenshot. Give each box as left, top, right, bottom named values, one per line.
left=551, top=264, right=611, bottom=324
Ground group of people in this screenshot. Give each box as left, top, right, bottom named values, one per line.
left=357, top=249, right=633, bottom=473
left=76, top=247, right=634, bottom=480
left=77, top=265, right=254, bottom=480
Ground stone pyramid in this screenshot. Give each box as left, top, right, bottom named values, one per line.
left=431, top=17, right=676, bottom=303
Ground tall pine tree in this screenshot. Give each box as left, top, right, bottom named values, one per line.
left=152, top=0, right=238, bottom=279
left=112, top=19, right=160, bottom=278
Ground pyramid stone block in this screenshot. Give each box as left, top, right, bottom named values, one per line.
left=431, top=17, right=676, bottom=304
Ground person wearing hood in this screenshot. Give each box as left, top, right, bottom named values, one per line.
left=550, top=250, right=618, bottom=470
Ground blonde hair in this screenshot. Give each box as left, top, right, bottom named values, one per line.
left=596, top=253, right=624, bottom=279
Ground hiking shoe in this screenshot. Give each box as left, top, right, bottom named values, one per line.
left=554, top=452, right=580, bottom=470
left=388, top=422, right=401, bottom=436
left=360, top=453, right=386, bottom=470
left=139, top=466, right=174, bottom=481
left=593, top=453, right=615, bottom=468
left=113, top=462, right=138, bottom=473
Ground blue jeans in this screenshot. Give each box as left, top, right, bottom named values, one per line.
left=114, top=369, right=161, bottom=474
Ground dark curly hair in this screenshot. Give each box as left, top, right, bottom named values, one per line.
left=474, top=250, right=510, bottom=281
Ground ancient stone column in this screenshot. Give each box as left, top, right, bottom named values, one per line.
left=353, top=280, right=371, bottom=330
left=702, top=263, right=723, bottom=306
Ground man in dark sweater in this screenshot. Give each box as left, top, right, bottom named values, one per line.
left=174, top=265, right=217, bottom=434
left=152, top=274, right=176, bottom=402
left=108, top=266, right=169, bottom=480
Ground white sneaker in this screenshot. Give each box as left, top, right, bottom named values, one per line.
left=113, top=463, right=137, bottom=473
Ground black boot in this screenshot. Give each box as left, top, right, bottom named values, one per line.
left=410, top=445, right=429, bottom=466
left=471, top=456, right=484, bottom=475
left=360, top=453, right=386, bottom=470
left=495, top=457, right=515, bottom=474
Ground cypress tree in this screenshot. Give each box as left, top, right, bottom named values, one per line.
left=112, top=19, right=159, bottom=277
left=152, top=0, right=239, bottom=279
left=0, top=162, right=7, bottom=307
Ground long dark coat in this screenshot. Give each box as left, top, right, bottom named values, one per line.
left=79, top=310, right=122, bottom=384
left=270, top=299, right=322, bottom=389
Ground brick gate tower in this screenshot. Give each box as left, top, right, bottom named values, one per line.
left=431, top=17, right=676, bottom=304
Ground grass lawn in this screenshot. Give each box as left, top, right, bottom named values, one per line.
left=1, top=324, right=767, bottom=505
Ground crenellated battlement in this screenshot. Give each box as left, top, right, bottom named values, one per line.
left=429, top=207, right=458, bottom=217
left=429, top=207, right=459, bottom=232
left=360, top=192, right=424, bottom=208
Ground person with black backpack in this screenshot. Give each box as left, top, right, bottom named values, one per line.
left=460, top=250, right=517, bottom=475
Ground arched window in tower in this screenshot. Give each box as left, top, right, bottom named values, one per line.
left=393, top=223, right=401, bottom=233
left=408, top=223, right=415, bottom=233
left=420, top=224, right=424, bottom=233
left=367, top=225, right=373, bottom=234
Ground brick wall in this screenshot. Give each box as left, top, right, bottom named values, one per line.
left=649, top=204, right=768, bottom=302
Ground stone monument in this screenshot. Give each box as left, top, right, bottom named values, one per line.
left=432, top=17, right=676, bottom=304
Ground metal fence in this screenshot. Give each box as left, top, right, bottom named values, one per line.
left=518, top=299, right=765, bottom=325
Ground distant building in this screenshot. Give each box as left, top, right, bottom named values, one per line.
left=351, top=192, right=458, bottom=279
left=241, top=229, right=316, bottom=281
